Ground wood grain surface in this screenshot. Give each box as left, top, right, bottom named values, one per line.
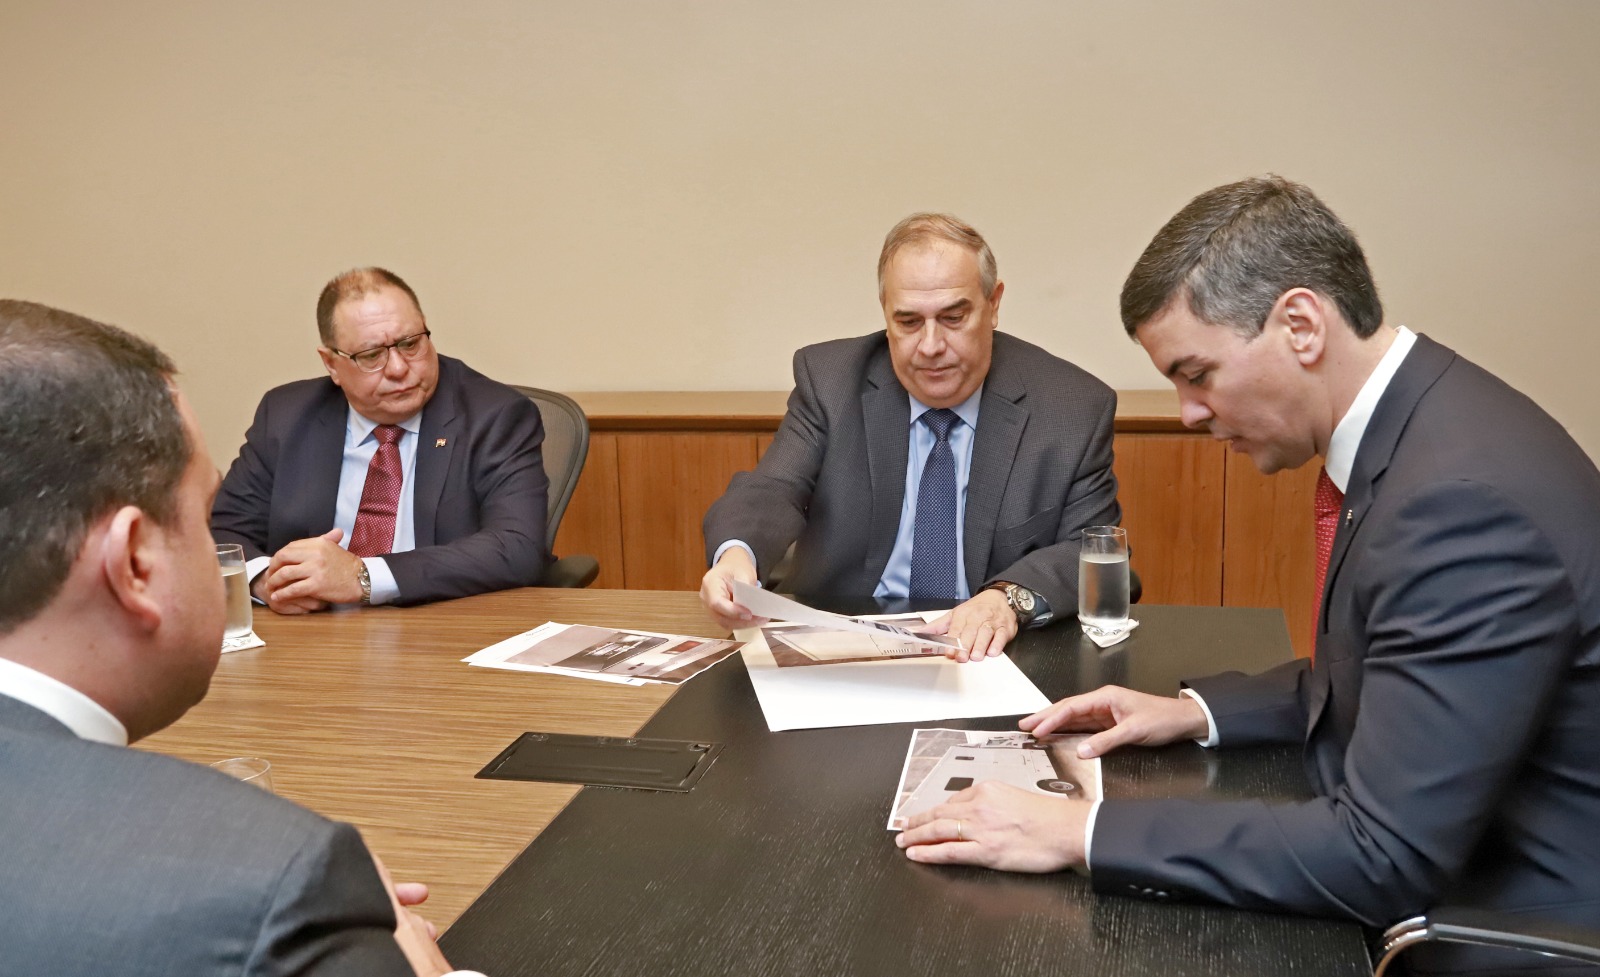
left=138, top=589, right=715, bottom=929
left=1113, top=434, right=1226, bottom=605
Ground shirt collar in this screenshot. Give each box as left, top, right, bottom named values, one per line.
left=0, top=657, right=128, bottom=746
left=1324, top=326, right=1417, bottom=492
left=908, top=384, right=984, bottom=432
left=346, top=405, right=423, bottom=444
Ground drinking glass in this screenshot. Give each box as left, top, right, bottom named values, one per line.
left=1078, top=526, right=1130, bottom=633
left=217, top=543, right=252, bottom=639
left=210, top=756, right=274, bottom=792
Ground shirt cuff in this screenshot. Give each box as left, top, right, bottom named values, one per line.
left=1179, top=688, right=1220, bottom=748
left=1082, top=797, right=1103, bottom=873
left=711, top=540, right=761, bottom=583
left=246, top=556, right=271, bottom=605
left=1027, top=593, right=1053, bottom=629
left=363, top=556, right=400, bottom=606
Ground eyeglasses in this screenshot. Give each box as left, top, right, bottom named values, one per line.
left=326, top=329, right=432, bottom=373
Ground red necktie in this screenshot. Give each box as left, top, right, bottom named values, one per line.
left=1311, top=466, right=1344, bottom=658
left=349, top=425, right=404, bottom=558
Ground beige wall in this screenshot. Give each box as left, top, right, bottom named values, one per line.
left=3, top=1, right=1596, bottom=466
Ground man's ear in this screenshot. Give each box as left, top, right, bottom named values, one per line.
left=987, top=280, right=1005, bottom=324
left=317, top=347, right=342, bottom=387
left=99, top=506, right=164, bottom=633
left=1276, top=288, right=1328, bottom=368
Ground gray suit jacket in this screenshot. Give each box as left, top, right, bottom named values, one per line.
left=211, top=354, right=550, bottom=605
left=0, top=694, right=411, bottom=976
left=1091, top=336, right=1600, bottom=974
left=703, top=331, right=1121, bottom=610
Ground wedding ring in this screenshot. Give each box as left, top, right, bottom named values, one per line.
left=956, top=819, right=965, bottom=842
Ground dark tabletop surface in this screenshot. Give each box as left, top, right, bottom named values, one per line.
left=442, top=604, right=1370, bottom=977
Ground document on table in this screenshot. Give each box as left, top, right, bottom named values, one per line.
left=465, top=622, right=742, bottom=686
left=730, top=581, right=963, bottom=651
left=738, top=610, right=1050, bottom=732
left=886, top=728, right=1100, bottom=830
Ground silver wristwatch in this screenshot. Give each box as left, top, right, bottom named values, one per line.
left=356, top=561, right=373, bottom=605
left=989, top=581, right=1038, bottom=627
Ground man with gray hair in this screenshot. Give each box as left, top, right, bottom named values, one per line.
left=0, top=300, right=475, bottom=975
left=897, top=178, right=1600, bottom=974
left=701, top=213, right=1122, bottom=658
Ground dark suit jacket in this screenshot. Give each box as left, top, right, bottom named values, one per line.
left=702, top=331, right=1122, bottom=611
left=211, top=355, right=550, bottom=605
left=1091, top=336, right=1600, bottom=974
left=0, top=694, right=411, bottom=976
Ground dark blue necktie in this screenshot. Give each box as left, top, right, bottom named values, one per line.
left=909, top=408, right=961, bottom=600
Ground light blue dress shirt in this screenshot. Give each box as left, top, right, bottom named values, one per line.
left=246, top=407, right=422, bottom=606
left=872, top=388, right=982, bottom=600
left=715, top=386, right=982, bottom=599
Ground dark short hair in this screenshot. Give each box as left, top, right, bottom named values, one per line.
left=1120, top=176, right=1383, bottom=339
left=0, top=301, right=191, bottom=634
left=878, top=213, right=999, bottom=301
left=315, top=267, right=424, bottom=346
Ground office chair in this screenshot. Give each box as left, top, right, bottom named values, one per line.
left=512, top=386, right=600, bottom=588
left=1374, top=909, right=1600, bottom=975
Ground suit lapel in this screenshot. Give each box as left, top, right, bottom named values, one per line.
left=1307, top=335, right=1456, bottom=735
left=861, top=352, right=910, bottom=587
left=964, top=357, right=1026, bottom=591
left=412, top=358, right=462, bottom=548
left=285, top=394, right=346, bottom=546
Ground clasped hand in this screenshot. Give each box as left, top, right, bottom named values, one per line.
left=254, top=528, right=365, bottom=614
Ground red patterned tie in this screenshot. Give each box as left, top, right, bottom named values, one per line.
left=1311, top=466, right=1344, bottom=659
left=349, top=425, right=404, bottom=558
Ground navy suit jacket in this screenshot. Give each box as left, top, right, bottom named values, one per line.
left=211, top=354, right=550, bottom=605
left=0, top=694, right=411, bottom=976
left=702, top=331, right=1121, bottom=611
left=1091, top=336, right=1600, bottom=974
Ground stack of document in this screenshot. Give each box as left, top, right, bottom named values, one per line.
left=731, top=584, right=1051, bottom=732
left=465, top=622, right=742, bottom=686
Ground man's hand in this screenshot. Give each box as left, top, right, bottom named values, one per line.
left=1020, top=685, right=1209, bottom=758
left=922, top=589, right=1018, bottom=662
left=370, top=854, right=453, bottom=977
left=699, top=546, right=767, bottom=631
left=259, top=528, right=363, bottom=613
left=896, top=781, right=1089, bottom=873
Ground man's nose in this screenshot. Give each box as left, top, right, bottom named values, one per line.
left=1179, top=393, right=1213, bottom=430
left=916, top=322, right=946, bottom=358
left=382, top=346, right=410, bottom=379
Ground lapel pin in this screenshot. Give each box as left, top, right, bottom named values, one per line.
left=1345, top=510, right=1353, bottom=526
left=435, top=438, right=448, bottom=448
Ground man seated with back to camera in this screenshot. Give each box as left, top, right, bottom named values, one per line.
left=0, top=299, right=482, bottom=977
left=700, top=213, right=1122, bottom=659
left=211, top=267, right=550, bottom=613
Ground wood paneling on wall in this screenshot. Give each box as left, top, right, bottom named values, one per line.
left=1113, top=435, right=1226, bottom=606
left=1223, top=458, right=1321, bottom=659
left=617, top=433, right=761, bottom=590
left=552, top=433, right=625, bottom=590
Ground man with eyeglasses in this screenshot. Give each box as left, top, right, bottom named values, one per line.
left=211, top=267, right=550, bottom=612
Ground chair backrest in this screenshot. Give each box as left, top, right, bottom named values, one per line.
left=511, top=386, right=589, bottom=540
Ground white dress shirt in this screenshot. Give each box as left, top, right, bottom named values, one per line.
left=0, top=657, right=127, bottom=745
left=248, top=406, right=423, bottom=606
left=1085, top=326, right=1418, bottom=869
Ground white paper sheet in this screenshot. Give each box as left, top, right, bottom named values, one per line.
left=730, top=581, right=963, bottom=650
left=738, top=612, right=1051, bottom=731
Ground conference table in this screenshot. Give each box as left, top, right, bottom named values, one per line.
left=143, top=589, right=1372, bottom=976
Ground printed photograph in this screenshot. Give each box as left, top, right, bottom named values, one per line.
left=887, top=728, right=1100, bottom=830
left=762, top=615, right=948, bottom=667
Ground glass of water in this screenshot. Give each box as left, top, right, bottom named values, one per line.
left=217, top=543, right=252, bottom=640
left=1078, top=526, right=1130, bottom=634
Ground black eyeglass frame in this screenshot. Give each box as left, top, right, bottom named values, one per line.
left=326, top=329, right=433, bottom=373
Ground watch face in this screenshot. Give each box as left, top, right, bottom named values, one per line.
left=1010, top=586, right=1035, bottom=613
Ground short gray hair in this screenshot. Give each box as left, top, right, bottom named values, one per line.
left=878, top=213, right=999, bottom=300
